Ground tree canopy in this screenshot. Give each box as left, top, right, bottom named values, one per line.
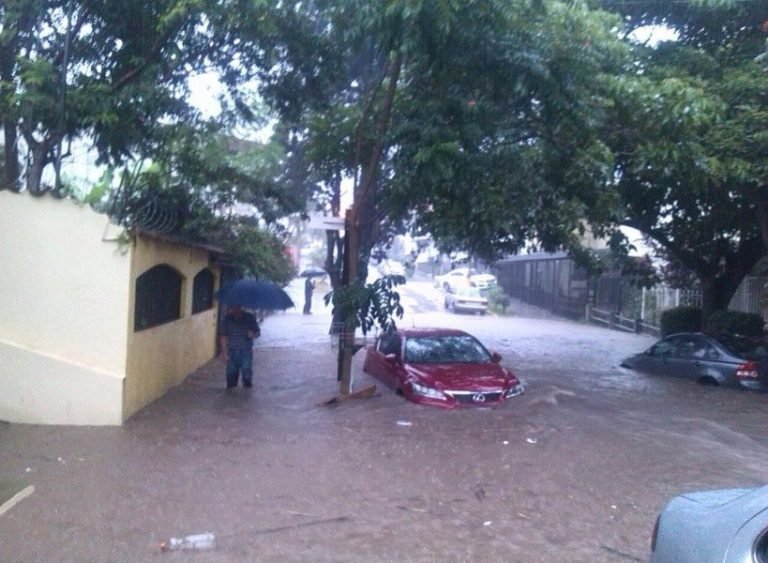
left=5, top=0, right=768, bottom=314
left=597, top=0, right=768, bottom=315
left=0, top=0, right=303, bottom=281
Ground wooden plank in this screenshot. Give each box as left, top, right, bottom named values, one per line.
left=0, top=480, right=34, bottom=517
left=320, top=384, right=377, bottom=406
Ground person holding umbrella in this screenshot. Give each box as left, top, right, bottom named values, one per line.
left=300, top=267, right=326, bottom=315
left=303, top=276, right=315, bottom=315
left=218, top=305, right=260, bottom=389
left=214, top=278, right=293, bottom=388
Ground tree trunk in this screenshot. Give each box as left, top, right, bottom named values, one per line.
left=754, top=195, right=768, bottom=257
left=325, top=174, right=345, bottom=336
left=335, top=52, right=403, bottom=394
left=24, top=136, right=54, bottom=195
left=2, top=124, right=20, bottom=192
left=698, top=236, right=764, bottom=321
left=700, top=277, right=736, bottom=321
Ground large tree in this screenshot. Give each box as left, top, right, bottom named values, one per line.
left=2, top=1, right=197, bottom=192
left=0, top=0, right=294, bottom=193
left=1, top=1, right=308, bottom=281
left=598, top=0, right=768, bottom=317
left=248, top=0, right=630, bottom=391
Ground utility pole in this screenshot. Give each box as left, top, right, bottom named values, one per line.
left=335, top=51, right=403, bottom=395
left=53, top=0, right=74, bottom=196
left=336, top=207, right=357, bottom=394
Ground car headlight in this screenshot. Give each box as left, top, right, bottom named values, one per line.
left=505, top=382, right=524, bottom=398
left=411, top=382, right=446, bottom=400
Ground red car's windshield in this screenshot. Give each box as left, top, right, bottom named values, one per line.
left=405, top=335, right=491, bottom=364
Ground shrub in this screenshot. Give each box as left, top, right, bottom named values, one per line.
left=660, top=305, right=703, bottom=336
left=706, top=310, right=765, bottom=337
left=486, top=286, right=511, bottom=314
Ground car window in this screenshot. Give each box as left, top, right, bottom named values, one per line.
left=715, top=335, right=768, bottom=359
left=676, top=336, right=709, bottom=358
left=649, top=335, right=706, bottom=358
left=692, top=342, right=719, bottom=360
left=405, top=335, right=491, bottom=363
left=649, top=338, right=679, bottom=357
left=378, top=333, right=401, bottom=356
left=457, top=287, right=482, bottom=298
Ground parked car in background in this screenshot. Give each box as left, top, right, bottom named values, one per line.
left=434, top=267, right=497, bottom=292
left=651, top=485, right=768, bottom=563
left=620, top=332, right=768, bottom=390
left=444, top=286, right=488, bottom=315
left=362, top=327, right=523, bottom=408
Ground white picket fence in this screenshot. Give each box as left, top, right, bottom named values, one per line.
left=589, top=276, right=767, bottom=335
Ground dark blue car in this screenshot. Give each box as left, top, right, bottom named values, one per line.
left=621, top=332, right=768, bottom=390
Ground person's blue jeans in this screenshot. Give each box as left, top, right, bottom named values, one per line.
left=226, top=348, right=253, bottom=388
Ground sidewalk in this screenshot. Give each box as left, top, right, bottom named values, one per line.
left=0, top=297, right=387, bottom=562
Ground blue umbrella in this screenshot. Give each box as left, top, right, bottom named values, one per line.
left=300, top=266, right=327, bottom=278
left=215, top=279, right=294, bottom=310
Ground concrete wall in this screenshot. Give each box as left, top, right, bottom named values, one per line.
left=123, top=234, right=219, bottom=420
left=0, top=192, right=130, bottom=425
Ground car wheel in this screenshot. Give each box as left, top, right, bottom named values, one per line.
left=697, top=376, right=720, bottom=386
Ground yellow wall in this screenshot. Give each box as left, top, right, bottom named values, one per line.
left=123, top=234, right=219, bottom=420
left=0, top=192, right=221, bottom=425
left=0, top=341, right=123, bottom=425
left=0, top=191, right=130, bottom=425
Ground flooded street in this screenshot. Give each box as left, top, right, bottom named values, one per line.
left=2, top=278, right=768, bottom=562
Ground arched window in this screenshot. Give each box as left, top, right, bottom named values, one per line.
left=192, top=268, right=215, bottom=314
left=134, top=264, right=182, bottom=331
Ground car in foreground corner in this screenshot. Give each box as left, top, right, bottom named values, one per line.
left=651, top=485, right=768, bottom=563
left=362, top=327, right=523, bottom=408
left=620, top=332, right=768, bottom=390
left=434, top=267, right=497, bottom=292
left=444, top=286, right=488, bottom=315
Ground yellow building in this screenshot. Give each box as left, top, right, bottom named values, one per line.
left=0, top=191, right=224, bottom=425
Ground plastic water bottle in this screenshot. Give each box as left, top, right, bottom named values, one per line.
left=161, top=532, right=216, bottom=551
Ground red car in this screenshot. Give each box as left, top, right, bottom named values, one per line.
left=363, top=327, right=524, bottom=408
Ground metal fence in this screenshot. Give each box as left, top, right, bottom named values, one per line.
left=496, top=254, right=767, bottom=334
left=589, top=275, right=767, bottom=334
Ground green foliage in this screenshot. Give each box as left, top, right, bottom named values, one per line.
left=97, top=124, right=302, bottom=286
left=1, top=0, right=292, bottom=193
left=600, top=0, right=768, bottom=315
left=324, top=275, right=405, bottom=335
left=383, top=1, right=629, bottom=260
left=222, top=224, right=296, bottom=286
left=486, top=286, right=511, bottom=314
left=706, top=311, right=765, bottom=337
left=660, top=306, right=703, bottom=336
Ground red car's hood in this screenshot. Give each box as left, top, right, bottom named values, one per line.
left=406, top=362, right=516, bottom=390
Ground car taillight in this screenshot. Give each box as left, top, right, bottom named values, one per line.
left=736, top=361, right=759, bottom=379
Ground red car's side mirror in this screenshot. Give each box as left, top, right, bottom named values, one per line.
left=490, top=351, right=502, bottom=363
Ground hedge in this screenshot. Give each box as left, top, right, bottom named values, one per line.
left=660, top=306, right=703, bottom=336
left=706, top=310, right=765, bottom=337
